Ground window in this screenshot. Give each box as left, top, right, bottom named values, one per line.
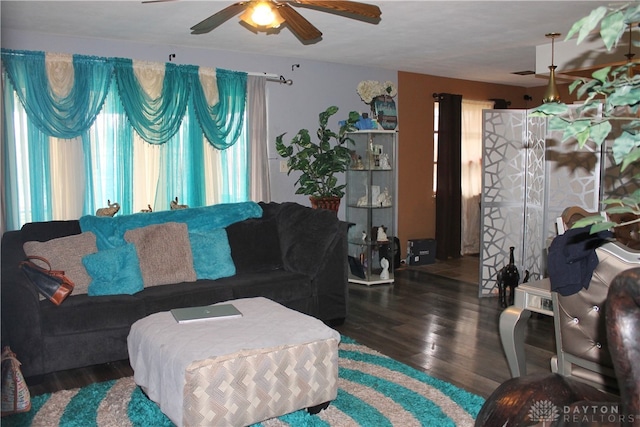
left=8, top=101, right=249, bottom=225
left=2, top=52, right=257, bottom=230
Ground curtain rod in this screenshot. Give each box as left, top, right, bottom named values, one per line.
left=247, top=72, right=293, bottom=86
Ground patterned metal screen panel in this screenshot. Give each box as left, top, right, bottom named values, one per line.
left=480, top=108, right=638, bottom=297
left=480, top=109, right=602, bottom=297
left=523, top=116, right=546, bottom=282
left=544, top=118, right=602, bottom=244
left=481, top=110, right=528, bottom=297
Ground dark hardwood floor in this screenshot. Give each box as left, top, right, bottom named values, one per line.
left=335, top=265, right=555, bottom=398
left=27, top=261, right=556, bottom=399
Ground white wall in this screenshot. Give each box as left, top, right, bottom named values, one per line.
left=2, top=29, right=398, bottom=219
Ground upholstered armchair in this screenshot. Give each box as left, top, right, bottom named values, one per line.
left=549, top=207, right=640, bottom=389
left=476, top=268, right=640, bottom=427
left=551, top=241, right=639, bottom=390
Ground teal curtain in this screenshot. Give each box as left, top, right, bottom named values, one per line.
left=220, top=128, right=250, bottom=203
left=2, top=50, right=112, bottom=139
left=81, top=131, right=96, bottom=216
left=2, top=74, right=53, bottom=224
left=113, top=59, right=192, bottom=144
left=188, top=99, right=207, bottom=207
left=27, top=125, right=52, bottom=222
left=155, top=103, right=207, bottom=209
left=155, top=114, right=191, bottom=210
left=2, top=51, right=112, bottom=224
left=191, top=68, right=247, bottom=149
left=85, top=79, right=134, bottom=214
left=1, top=49, right=249, bottom=230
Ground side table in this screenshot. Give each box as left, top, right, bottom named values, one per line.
left=499, top=278, right=553, bottom=377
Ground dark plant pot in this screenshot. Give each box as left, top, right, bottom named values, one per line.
left=309, top=196, right=341, bottom=213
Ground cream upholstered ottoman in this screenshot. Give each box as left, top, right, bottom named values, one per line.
left=127, top=297, right=340, bottom=427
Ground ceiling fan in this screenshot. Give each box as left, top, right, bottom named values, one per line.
left=145, top=0, right=382, bottom=43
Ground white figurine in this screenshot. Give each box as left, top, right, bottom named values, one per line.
left=377, top=188, right=392, bottom=207
left=377, top=226, right=388, bottom=242
left=379, top=153, right=391, bottom=170
left=380, top=257, right=390, bottom=280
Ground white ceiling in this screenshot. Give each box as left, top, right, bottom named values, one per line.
left=1, top=1, right=615, bottom=88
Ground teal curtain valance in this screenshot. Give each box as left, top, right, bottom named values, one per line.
left=1, top=49, right=247, bottom=147
left=192, top=68, right=247, bottom=149
left=2, top=50, right=112, bottom=139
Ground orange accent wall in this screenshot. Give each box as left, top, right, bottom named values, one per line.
left=396, top=71, right=575, bottom=258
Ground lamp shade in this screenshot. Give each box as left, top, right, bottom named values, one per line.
left=543, top=66, right=561, bottom=103
left=543, top=33, right=561, bottom=104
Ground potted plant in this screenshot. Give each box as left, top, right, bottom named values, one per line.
left=276, top=106, right=360, bottom=212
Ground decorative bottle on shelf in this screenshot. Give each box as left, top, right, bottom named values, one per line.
left=497, top=246, right=520, bottom=308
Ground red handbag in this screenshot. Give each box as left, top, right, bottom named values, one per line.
left=19, top=256, right=74, bottom=306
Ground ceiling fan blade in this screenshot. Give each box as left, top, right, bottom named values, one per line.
left=278, top=3, right=322, bottom=41
left=291, top=0, right=381, bottom=20
left=191, top=2, right=250, bottom=35
left=141, top=0, right=176, bottom=4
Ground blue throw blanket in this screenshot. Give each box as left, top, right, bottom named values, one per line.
left=79, top=202, right=263, bottom=250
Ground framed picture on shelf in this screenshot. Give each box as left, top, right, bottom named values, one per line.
left=373, top=95, right=397, bottom=130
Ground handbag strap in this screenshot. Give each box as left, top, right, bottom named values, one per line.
left=1, top=347, right=19, bottom=365
left=1, top=346, right=13, bottom=360
left=19, top=256, right=67, bottom=277
left=23, top=255, right=52, bottom=270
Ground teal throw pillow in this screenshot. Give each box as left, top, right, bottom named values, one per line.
left=82, top=243, right=144, bottom=296
left=189, top=228, right=236, bottom=280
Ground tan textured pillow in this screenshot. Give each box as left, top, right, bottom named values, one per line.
left=23, top=232, right=98, bottom=296
left=124, top=222, right=196, bottom=287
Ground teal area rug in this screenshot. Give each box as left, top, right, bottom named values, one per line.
left=3, top=337, right=484, bottom=426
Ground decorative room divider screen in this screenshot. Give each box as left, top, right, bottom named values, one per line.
left=479, top=109, right=603, bottom=297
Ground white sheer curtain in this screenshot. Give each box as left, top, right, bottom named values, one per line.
left=48, top=54, right=85, bottom=220
left=247, top=75, right=270, bottom=202
left=50, top=137, right=85, bottom=219
left=132, top=136, right=161, bottom=212
left=461, top=99, right=493, bottom=255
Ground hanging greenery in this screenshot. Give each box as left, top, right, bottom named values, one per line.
left=531, top=2, right=640, bottom=233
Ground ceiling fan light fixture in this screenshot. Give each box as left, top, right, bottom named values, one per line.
left=189, top=0, right=380, bottom=42
left=240, top=1, right=284, bottom=29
